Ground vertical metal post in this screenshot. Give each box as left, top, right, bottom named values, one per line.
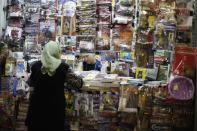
left=194, top=0, right=197, bottom=130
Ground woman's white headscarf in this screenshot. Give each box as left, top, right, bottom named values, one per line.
left=41, top=41, right=61, bottom=76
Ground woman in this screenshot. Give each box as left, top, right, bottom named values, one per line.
left=25, top=41, right=83, bottom=131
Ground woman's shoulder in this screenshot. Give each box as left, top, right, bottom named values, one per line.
left=31, top=61, right=42, bottom=69
left=58, top=62, right=70, bottom=72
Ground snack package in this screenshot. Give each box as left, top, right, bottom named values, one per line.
left=112, top=24, right=133, bottom=51
left=97, top=4, right=112, bottom=24
left=79, top=40, right=95, bottom=53
left=172, top=46, right=197, bottom=79
left=118, top=85, right=138, bottom=112
left=114, top=0, right=135, bottom=24
left=61, top=16, right=76, bottom=36
left=39, top=19, right=56, bottom=44
left=5, top=26, right=23, bottom=40
left=96, top=25, right=111, bottom=50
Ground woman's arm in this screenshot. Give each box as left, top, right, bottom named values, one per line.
left=65, top=68, right=83, bottom=91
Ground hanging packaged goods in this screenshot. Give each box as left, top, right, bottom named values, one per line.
left=0, top=0, right=196, bottom=130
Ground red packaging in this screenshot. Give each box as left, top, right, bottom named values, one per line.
left=173, top=46, right=197, bottom=79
